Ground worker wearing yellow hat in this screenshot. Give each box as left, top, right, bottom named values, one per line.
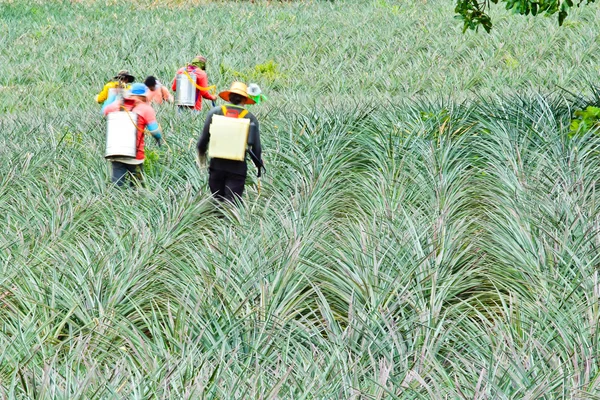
left=196, top=82, right=264, bottom=202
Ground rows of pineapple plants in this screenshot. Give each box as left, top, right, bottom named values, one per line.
left=3, top=92, right=600, bottom=397
left=3, top=0, right=600, bottom=397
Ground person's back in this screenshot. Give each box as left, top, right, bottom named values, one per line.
left=103, top=83, right=163, bottom=186
left=197, top=82, right=263, bottom=202
left=96, top=70, right=135, bottom=104
left=145, top=76, right=173, bottom=105
left=172, top=55, right=216, bottom=111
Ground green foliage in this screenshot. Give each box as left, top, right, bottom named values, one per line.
left=569, top=105, right=600, bottom=135
left=455, top=0, right=596, bottom=32
left=143, top=148, right=161, bottom=176
left=220, top=60, right=286, bottom=88
left=2, top=0, right=600, bottom=397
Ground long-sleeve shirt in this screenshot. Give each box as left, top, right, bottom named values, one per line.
left=171, top=66, right=216, bottom=110
left=197, top=104, right=262, bottom=176
left=103, top=99, right=162, bottom=164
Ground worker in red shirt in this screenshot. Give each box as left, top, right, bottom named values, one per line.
left=103, top=83, right=163, bottom=187
left=172, top=55, right=217, bottom=112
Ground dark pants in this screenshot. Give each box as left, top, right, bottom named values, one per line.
left=111, top=161, right=144, bottom=187
left=208, top=169, right=246, bottom=203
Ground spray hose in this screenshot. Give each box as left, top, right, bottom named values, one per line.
left=120, top=104, right=171, bottom=152
left=183, top=69, right=217, bottom=95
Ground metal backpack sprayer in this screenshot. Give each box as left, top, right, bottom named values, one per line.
left=175, top=67, right=196, bottom=106
left=107, top=81, right=128, bottom=104
left=105, top=107, right=138, bottom=159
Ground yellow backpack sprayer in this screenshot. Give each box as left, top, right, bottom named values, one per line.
left=207, top=106, right=250, bottom=161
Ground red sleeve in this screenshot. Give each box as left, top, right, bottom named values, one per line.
left=171, top=77, right=177, bottom=91
left=136, top=104, right=157, bottom=128
left=197, top=72, right=215, bottom=100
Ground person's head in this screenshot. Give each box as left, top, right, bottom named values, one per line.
left=190, top=55, right=207, bottom=70
left=218, top=82, right=256, bottom=105
left=228, top=93, right=245, bottom=105
left=114, top=69, right=135, bottom=84
left=125, top=82, right=149, bottom=102
left=144, top=76, right=157, bottom=91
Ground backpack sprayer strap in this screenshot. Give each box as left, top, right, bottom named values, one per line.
left=120, top=105, right=140, bottom=132
left=115, top=104, right=169, bottom=153
left=183, top=68, right=217, bottom=95
left=221, top=105, right=248, bottom=119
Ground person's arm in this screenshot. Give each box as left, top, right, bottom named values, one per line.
left=135, top=104, right=162, bottom=145
left=147, top=121, right=162, bottom=145
left=143, top=107, right=162, bottom=144
left=102, top=100, right=121, bottom=116
left=161, top=86, right=174, bottom=103
left=171, top=75, right=177, bottom=92
left=100, top=91, right=119, bottom=113
left=197, top=73, right=216, bottom=101
left=95, top=83, right=111, bottom=104
left=197, top=109, right=217, bottom=156
left=248, top=115, right=263, bottom=175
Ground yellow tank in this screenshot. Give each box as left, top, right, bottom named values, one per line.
left=208, top=114, right=250, bottom=161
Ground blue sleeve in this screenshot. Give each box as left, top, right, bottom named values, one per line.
left=147, top=121, right=162, bottom=139
left=100, top=92, right=118, bottom=114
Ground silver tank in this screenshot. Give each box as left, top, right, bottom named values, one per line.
left=175, top=72, right=196, bottom=106
left=105, top=111, right=138, bottom=159
left=107, top=87, right=125, bottom=101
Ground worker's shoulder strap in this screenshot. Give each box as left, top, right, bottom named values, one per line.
left=221, top=105, right=248, bottom=119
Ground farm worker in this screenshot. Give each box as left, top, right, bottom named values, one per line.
left=247, top=83, right=267, bottom=105
left=196, top=82, right=263, bottom=203
left=96, top=69, right=135, bottom=105
left=103, top=83, right=163, bottom=187
left=144, top=76, right=174, bottom=105
left=172, top=55, right=217, bottom=111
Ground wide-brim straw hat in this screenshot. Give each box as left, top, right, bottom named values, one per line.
left=219, top=82, right=256, bottom=105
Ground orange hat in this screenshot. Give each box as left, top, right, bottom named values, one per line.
left=218, top=82, right=256, bottom=105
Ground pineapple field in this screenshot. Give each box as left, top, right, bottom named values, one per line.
left=2, top=0, right=600, bottom=397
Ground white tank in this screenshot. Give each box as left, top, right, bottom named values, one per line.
left=106, top=87, right=124, bottom=105
left=108, top=86, right=126, bottom=98
left=175, top=72, right=196, bottom=106
left=105, top=111, right=138, bottom=159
